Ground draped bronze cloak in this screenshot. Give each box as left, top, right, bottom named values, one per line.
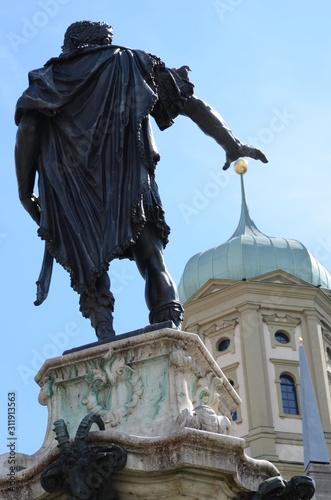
left=15, top=45, right=194, bottom=294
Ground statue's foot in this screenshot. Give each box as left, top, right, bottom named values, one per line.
left=149, top=300, right=184, bottom=329
left=95, top=321, right=115, bottom=341
left=79, top=287, right=116, bottom=341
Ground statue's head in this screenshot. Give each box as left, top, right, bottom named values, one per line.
left=62, top=21, right=113, bottom=54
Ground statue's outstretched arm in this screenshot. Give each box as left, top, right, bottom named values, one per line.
left=15, top=112, right=41, bottom=225
left=182, top=95, right=268, bottom=170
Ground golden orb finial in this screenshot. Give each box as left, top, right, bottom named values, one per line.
left=298, top=337, right=303, bottom=346
left=234, top=158, right=248, bottom=175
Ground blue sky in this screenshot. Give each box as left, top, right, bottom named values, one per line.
left=1, top=0, right=331, bottom=456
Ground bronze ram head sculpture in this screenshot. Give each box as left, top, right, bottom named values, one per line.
left=40, top=413, right=126, bottom=500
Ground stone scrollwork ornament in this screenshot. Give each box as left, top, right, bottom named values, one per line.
left=40, top=413, right=127, bottom=500
left=176, top=405, right=232, bottom=435
left=82, top=352, right=144, bottom=426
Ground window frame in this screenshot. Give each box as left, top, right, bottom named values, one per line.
left=222, top=363, right=242, bottom=424
left=271, top=359, right=301, bottom=419
left=263, top=314, right=300, bottom=351
left=280, top=373, right=299, bottom=416
left=203, top=319, right=237, bottom=358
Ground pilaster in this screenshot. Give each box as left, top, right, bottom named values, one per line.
left=237, top=303, right=277, bottom=461
left=302, top=310, right=331, bottom=436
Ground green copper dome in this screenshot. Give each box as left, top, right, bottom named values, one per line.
left=178, top=173, right=331, bottom=303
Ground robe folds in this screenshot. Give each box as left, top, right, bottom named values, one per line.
left=15, top=45, right=194, bottom=294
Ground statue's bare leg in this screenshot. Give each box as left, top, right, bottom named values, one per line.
left=131, top=222, right=184, bottom=328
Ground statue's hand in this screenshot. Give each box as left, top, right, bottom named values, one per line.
left=21, top=194, right=41, bottom=225
left=223, top=145, right=268, bottom=171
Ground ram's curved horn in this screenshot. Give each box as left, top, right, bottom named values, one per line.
left=40, top=462, right=64, bottom=493
left=53, top=419, right=71, bottom=451
left=74, top=413, right=105, bottom=449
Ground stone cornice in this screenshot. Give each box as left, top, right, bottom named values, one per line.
left=270, top=358, right=299, bottom=368
left=0, top=428, right=281, bottom=499
left=183, top=279, right=331, bottom=332
left=263, top=314, right=301, bottom=328
left=184, top=278, right=330, bottom=312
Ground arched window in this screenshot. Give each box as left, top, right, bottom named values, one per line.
left=280, top=374, right=299, bottom=415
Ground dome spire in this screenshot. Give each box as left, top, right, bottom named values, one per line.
left=178, top=159, right=331, bottom=304
left=230, top=160, right=263, bottom=239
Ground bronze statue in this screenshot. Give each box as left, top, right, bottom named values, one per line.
left=15, top=21, right=267, bottom=341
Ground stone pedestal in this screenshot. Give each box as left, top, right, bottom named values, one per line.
left=306, top=462, right=331, bottom=499
left=0, top=328, right=280, bottom=499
